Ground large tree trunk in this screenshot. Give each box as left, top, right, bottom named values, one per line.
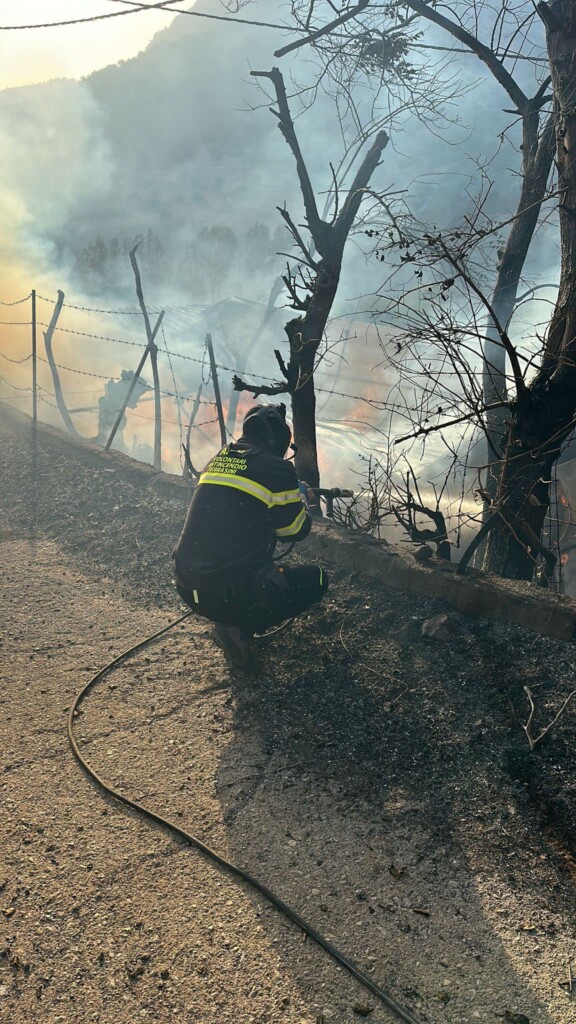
left=482, top=114, right=555, bottom=493
left=286, top=246, right=346, bottom=486
left=482, top=396, right=566, bottom=579
left=292, top=374, right=319, bottom=486
left=483, top=0, right=576, bottom=580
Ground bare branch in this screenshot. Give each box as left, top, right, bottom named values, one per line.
left=523, top=685, right=576, bottom=751
left=251, top=67, right=325, bottom=245
left=282, top=263, right=311, bottom=310
left=440, top=247, right=527, bottom=398
left=277, top=205, right=317, bottom=267
left=394, top=401, right=508, bottom=445
left=232, top=374, right=291, bottom=399
left=275, top=0, right=371, bottom=58
left=404, top=0, right=529, bottom=112
left=335, top=131, right=389, bottom=238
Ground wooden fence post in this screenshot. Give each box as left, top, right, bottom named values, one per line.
left=104, top=310, right=165, bottom=453
left=31, top=289, right=37, bottom=426
left=129, top=243, right=163, bottom=470
left=43, top=290, right=78, bottom=435
left=206, top=333, right=226, bottom=447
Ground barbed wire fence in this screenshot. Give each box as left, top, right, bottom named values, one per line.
left=0, top=286, right=396, bottom=479
left=3, top=286, right=576, bottom=591
left=0, top=284, right=502, bottom=567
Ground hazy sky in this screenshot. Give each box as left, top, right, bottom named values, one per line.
left=0, top=1, right=181, bottom=89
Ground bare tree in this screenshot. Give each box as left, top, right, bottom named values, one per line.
left=233, top=66, right=388, bottom=486
left=476, top=0, right=576, bottom=578
left=282, top=1, right=554, bottom=491
left=274, top=1, right=576, bottom=583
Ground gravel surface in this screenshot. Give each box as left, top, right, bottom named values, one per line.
left=2, top=404, right=576, bottom=1024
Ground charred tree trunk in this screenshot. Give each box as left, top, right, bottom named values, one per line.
left=483, top=0, right=576, bottom=580
left=284, top=235, right=348, bottom=483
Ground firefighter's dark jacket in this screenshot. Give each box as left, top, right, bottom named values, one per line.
left=173, top=437, right=312, bottom=590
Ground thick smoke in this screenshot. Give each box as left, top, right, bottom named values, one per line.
left=0, top=0, right=558, bottom=485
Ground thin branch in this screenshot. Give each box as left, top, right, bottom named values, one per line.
left=404, top=0, right=529, bottom=112
left=232, top=375, right=290, bottom=398
left=328, top=162, right=340, bottom=225
left=282, top=263, right=311, bottom=310
left=251, top=68, right=323, bottom=242
left=523, top=685, right=576, bottom=751
left=335, top=131, right=389, bottom=239
left=440, top=248, right=527, bottom=398
left=394, top=400, right=508, bottom=445
left=275, top=0, right=371, bottom=58
left=277, top=205, right=317, bottom=267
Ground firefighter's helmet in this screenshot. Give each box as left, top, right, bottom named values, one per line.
left=242, top=404, right=292, bottom=457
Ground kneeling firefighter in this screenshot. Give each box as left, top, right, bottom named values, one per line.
left=172, top=403, right=328, bottom=666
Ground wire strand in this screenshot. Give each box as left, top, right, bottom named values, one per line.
left=0, top=293, right=32, bottom=306
left=1, top=295, right=393, bottom=411
left=0, top=351, right=33, bottom=365
left=35, top=294, right=206, bottom=316
left=30, top=327, right=391, bottom=408
left=0, top=1, right=290, bottom=32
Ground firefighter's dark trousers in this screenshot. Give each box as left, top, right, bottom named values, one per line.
left=176, top=563, right=328, bottom=635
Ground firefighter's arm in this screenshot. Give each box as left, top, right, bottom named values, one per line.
left=268, top=467, right=312, bottom=543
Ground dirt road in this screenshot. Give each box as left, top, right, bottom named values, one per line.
left=2, top=406, right=576, bottom=1023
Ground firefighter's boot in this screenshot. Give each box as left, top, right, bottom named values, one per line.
left=213, top=624, right=252, bottom=668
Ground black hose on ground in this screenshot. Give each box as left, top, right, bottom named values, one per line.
left=67, top=611, right=421, bottom=1024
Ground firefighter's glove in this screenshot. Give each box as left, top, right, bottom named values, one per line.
left=299, top=480, right=315, bottom=510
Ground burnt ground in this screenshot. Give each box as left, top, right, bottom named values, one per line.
left=2, top=403, right=576, bottom=1024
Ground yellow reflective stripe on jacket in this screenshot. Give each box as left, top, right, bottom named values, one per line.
left=198, top=472, right=271, bottom=505
left=275, top=506, right=308, bottom=538
left=199, top=473, right=301, bottom=510
left=268, top=487, right=301, bottom=507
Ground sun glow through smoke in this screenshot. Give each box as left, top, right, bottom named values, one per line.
left=0, top=1, right=181, bottom=90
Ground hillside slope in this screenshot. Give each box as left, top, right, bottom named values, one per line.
left=3, top=404, right=576, bottom=1022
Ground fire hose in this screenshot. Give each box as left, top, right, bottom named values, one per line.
left=67, top=608, right=422, bottom=1024
left=67, top=610, right=420, bottom=1019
